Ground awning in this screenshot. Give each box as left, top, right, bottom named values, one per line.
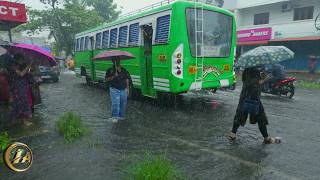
left=270, top=36, right=320, bottom=42
left=237, top=40, right=269, bottom=46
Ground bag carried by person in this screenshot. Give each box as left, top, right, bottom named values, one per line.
left=242, top=98, right=260, bottom=115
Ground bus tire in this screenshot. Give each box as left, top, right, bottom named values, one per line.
left=86, top=76, right=93, bottom=86
left=211, top=88, right=217, bottom=93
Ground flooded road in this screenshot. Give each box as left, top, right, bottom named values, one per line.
left=1, top=70, right=320, bottom=180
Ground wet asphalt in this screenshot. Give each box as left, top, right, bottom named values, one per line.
left=0, top=70, right=319, bottom=180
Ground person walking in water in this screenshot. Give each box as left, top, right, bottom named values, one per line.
left=105, top=58, right=130, bottom=122
left=10, top=54, right=34, bottom=127
left=229, top=66, right=279, bottom=144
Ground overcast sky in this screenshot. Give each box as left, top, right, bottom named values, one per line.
left=17, top=0, right=234, bottom=38
left=21, top=0, right=162, bottom=14
left=16, top=0, right=162, bottom=37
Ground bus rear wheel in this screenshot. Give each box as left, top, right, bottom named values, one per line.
left=86, top=76, right=93, bottom=86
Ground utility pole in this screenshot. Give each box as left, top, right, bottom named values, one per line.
left=7, top=24, right=12, bottom=42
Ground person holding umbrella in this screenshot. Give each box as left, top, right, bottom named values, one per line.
left=10, top=53, right=34, bottom=126
left=228, top=66, right=279, bottom=144
left=227, top=46, right=293, bottom=144
left=105, top=58, right=130, bottom=121
left=93, top=50, right=135, bottom=122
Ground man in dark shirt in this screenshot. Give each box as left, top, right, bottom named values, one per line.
left=105, top=59, right=130, bottom=120
left=272, top=63, right=285, bottom=80
left=267, top=63, right=285, bottom=89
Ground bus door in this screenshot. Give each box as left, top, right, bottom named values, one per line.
left=89, top=36, right=96, bottom=81
left=141, top=24, right=156, bottom=97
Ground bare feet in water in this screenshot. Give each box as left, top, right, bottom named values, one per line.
left=23, top=120, right=33, bottom=127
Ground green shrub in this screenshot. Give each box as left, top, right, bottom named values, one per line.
left=127, top=153, right=185, bottom=180
left=0, top=132, right=10, bottom=164
left=296, top=81, right=320, bottom=89
left=56, top=112, right=88, bottom=143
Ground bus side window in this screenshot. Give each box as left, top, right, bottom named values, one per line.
left=102, top=30, right=109, bottom=49
left=77, top=38, right=80, bottom=51
left=110, top=28, right=118, bottom=48
left=129, top=23, right=140, bottom=46
left=95, top=32, right=102, bottom=49
left=80, top=37, right=85, bottom=51
left=155, top=15, right=171, bottom=44
left=118, top=26, right=128, bottom=47
left=85, top=36, right=89, bottom=50
left=75, top=38, right=79, bottom=52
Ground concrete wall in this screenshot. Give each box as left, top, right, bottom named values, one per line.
left=237, top=0, right=289, bottom=9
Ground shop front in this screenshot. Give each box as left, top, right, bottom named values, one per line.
left=237, top=27, right=320, bottom=71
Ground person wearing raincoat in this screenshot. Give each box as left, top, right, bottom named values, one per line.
left=229, top=66, right=279, bottom=144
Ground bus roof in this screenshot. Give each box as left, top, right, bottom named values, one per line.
left=75, top=0, right=234, bottom=38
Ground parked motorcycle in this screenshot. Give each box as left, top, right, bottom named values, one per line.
left=262, top=77, right=296, bottom=98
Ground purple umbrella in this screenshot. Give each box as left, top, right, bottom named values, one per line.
left=93, top=50, right=135, bottom=61
left=9, top=43, right=57, bottom=66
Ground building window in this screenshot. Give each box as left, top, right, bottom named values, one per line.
left=118, top=26, right=128, bottom=47
left=254, top=12, right=269, bottom=25
left=155, top=15, right=171, bottom=44
left=129, top=23, right=139, bottom=46
left=102, top=30, right=109, bottom=48
left=109, top=28, right=118, bottom=48
left=95, top=32, right=102, bottom=49
left=294, top=6, right=314, bottom=21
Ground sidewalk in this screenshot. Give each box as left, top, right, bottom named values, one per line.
left=287, top=71, right=320, bottom=82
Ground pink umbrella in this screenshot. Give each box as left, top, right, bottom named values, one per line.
left=9, top=43, right=57, bottom=66
left=93, top=50, right=135, bottom=61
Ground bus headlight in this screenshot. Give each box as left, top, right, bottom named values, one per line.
left=172, top=44, right=183, bottom=78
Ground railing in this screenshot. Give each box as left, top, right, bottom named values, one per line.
left=118, top=0, right=176, bottom=19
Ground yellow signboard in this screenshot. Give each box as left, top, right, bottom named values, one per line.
left=223, top=64, right=231, bottom=72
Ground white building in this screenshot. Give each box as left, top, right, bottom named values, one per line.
left=235, top=0, right=320, bottom=70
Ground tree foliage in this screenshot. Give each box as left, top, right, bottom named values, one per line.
left=17, top=0, right=120, bottom=55
left=85, top=0, right=120, bottom=22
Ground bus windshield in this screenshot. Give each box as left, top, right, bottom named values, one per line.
left=186, top=9, right=233, bottom=58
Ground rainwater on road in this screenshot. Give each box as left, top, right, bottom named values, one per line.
left=0, top=70, right=319, bottom=180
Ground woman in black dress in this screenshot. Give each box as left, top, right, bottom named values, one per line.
left=229, top=66, right=278, bottom=144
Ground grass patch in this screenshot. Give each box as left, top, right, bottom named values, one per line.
left=296, top=81, right=320, bottom=89
left=0, top=132, right=10, bottom=164
left=126, top=153, right=185, bottom=180
left=56, top=112, right=89, bottom=143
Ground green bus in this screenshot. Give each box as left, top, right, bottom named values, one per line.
left=74, top=0, right=236, bottom=98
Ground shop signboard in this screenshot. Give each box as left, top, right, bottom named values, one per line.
left=237, top=27, right=272, bottom=42
left=0, top=1, right=27, bottom=24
